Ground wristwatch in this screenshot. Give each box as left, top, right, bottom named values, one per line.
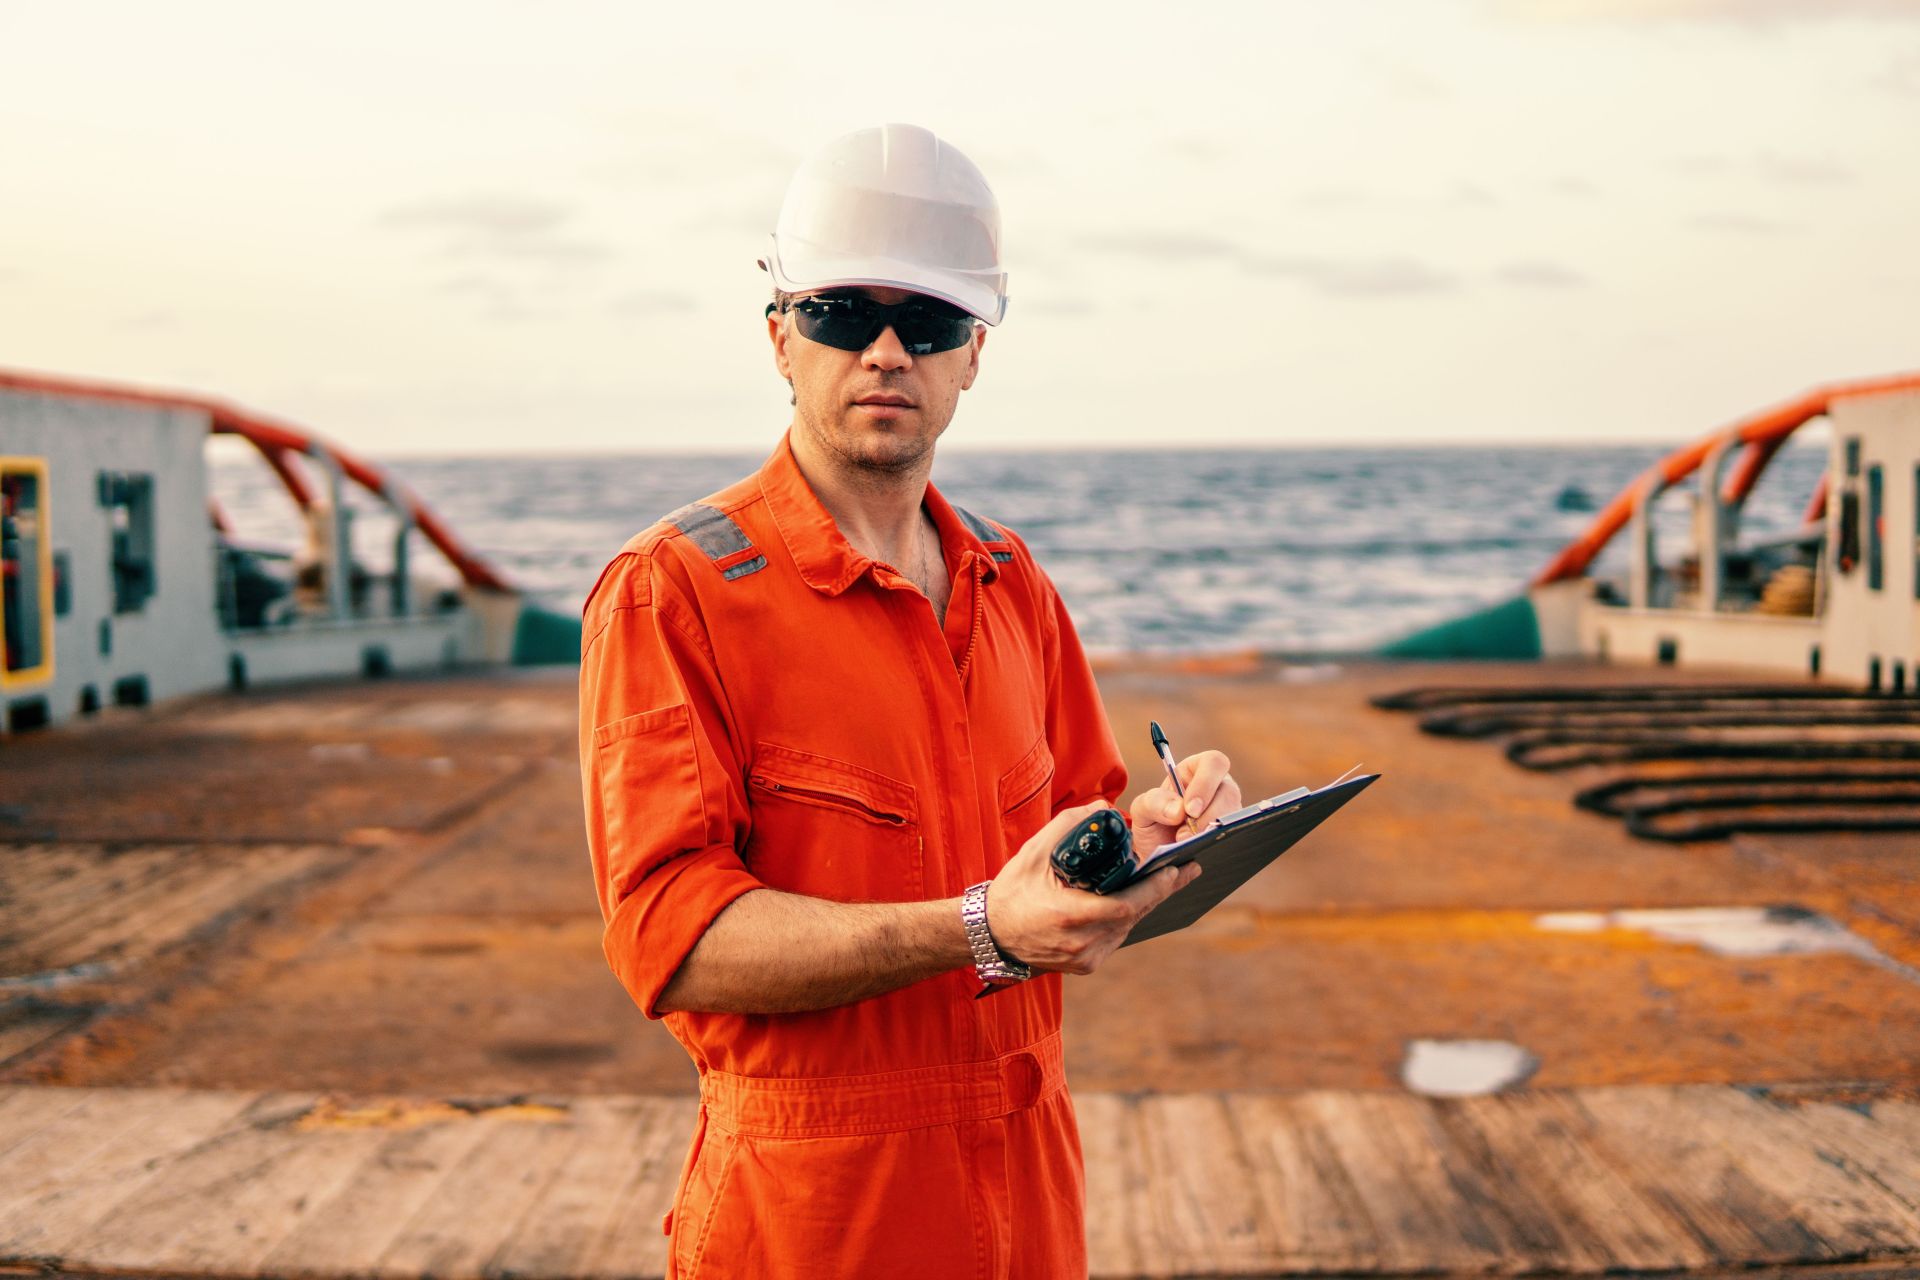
left=962, top=880, right=1032, bottom=987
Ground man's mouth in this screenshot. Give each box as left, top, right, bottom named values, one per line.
left=853, top=394, right=914, bottom=407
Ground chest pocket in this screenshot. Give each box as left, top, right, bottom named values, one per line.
left=996, top=735, right=1055, bottom=867
left=745, top=743, right=923, bottom=903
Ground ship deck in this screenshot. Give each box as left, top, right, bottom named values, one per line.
left=3, top=660, right=1917, bottom=1278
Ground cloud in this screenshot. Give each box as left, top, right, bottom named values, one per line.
left=1297, top=185, right=1370, bottom=210
left=610, top=289, right=697, bottom=317
left=1249, top=255, right=1461, bottom=297
left=1755, top=151, right=1854, bottom=186
left=1671, top=153, right=1733, bottom=177
left=376, top=195, right=571, bottom=236
left=1015, top=297, right=1094, bottom=317
left=673, top=206, right=773, bottom=237
left=1686, top=211, right=1797, bottom=234
left=464, top=238, right=614, bottom=266
left=1672, top=150, right=1855, bottom=185
left=377, top=193, right=614, bottom=270
left=1491, top=0, right=1920, bottom=21
left=115, top=310, right=178, bottom=330
left=1547, top=175, right=1600, bottom=198
left=1079, top=231, right=1244, bottom=262
left=1493, top=260, right=1591, bottom=290
left=1081, top=227, right=1459, bottom=298
left=1158, top=135, right=1231, bottom=163
left=587, top=119, right=795, bottom=191
left=1361, top=59, right=1451, bottom=101
left=435, top=274, right=521, bottom=308
left=1877, top=49, right=1920, bottom=94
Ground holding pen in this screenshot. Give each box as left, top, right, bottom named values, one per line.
left=1150, top=720, right=1200, bottom=839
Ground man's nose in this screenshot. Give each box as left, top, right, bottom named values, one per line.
left=862, top=325, right=912, bottom=371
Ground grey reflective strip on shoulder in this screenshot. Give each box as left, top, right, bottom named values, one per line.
left=952, top=505, right=1016, bottom=563
left=664, top=503, right=767, bottom=580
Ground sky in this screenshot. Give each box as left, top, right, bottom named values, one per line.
left=2, top=0, right=1917, bottom=456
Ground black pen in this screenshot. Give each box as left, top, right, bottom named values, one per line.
left=1149, top=720, right=1197, bottom=837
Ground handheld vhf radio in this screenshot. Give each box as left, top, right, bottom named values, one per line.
left=1048, top=808, right=1135, bottom=894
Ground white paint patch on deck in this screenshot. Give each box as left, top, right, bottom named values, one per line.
left=1535, top=905, right=1920, bottom=985
left=1401, top=1038, right=1540, bottom=1096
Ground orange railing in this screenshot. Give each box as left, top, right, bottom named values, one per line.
left=0, top=367, right=511, bottom=592
left=1533, top=372, right=1920, bottom=587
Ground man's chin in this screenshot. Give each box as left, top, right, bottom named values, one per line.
left=834, top=421, right=934, bottom=473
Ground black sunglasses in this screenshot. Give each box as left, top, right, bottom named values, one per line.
left=769, top=291, right=977, bottom=355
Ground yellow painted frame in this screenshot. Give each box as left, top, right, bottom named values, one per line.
left=0, top=455, right=55, bottom=689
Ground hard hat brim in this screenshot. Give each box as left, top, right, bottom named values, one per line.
left=763, top=237, right=1006, bottom=327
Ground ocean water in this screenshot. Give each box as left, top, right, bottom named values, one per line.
left=210, top=443, right=1828, bottom=655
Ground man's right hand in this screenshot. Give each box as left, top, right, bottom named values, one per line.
left=985, top=802, right=1201, bottom=976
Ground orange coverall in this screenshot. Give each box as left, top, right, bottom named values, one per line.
left=579, top=434, right=1125, bottom=1278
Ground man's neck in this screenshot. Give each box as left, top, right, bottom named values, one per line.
left=788, top=424, right=934, bottom=568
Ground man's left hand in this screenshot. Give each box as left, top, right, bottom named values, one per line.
left=1128, top=749, right=1241, bottom=862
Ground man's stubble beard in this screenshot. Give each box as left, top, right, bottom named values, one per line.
left=796, top=393, right=945, bottom=481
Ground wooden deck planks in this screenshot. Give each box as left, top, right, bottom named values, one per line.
left=70, top=1091, right=371, bottom=1273
left=371, top=1103, right=592, bottom=1276
left=570, top=1100, right=694, bottom=1280
left=1298, top=1088, right=1511, bottom=1274
left=0, top=1087, right=265, bottom=1257
left=0, top=1085, right=97, bottom=1163
left=1076, top=1091, right=1146, bottom=1278
left=1, top=1083, right=1917, bottom=1279
left=1449, top=1090, right=1711, bottom=1272
left=1781, top=1100, right=1920, bottom=1212
left=1867, top=1098, right=1920, bottom=1152
left=1228, top=1093, right=1386, bottom=1273
left=0, top=847, right=198, bottom=971
left=0, top=1008, right=89, bottom=1068
left=40, top=847, right=327, bottom=972
left=1131, top=1093, right=1282, bottom=1274
left=1572, top=1086, right=1856, bottom=1266
left=1, top=843, right=342, bottom=985
left=1677, top=1089, right=1920, bottom=1254
left=509, top=1097, right=693, bottom=1280
left=1411, top=1094, right=1621, bottom=1272
left=257, top=1112, right=500, bottom=1276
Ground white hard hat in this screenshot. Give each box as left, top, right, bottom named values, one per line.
left=761, top=123, right=1008, bottom=326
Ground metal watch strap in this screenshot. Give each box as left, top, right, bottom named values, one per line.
left=962, top=881, right=1032, bottom=985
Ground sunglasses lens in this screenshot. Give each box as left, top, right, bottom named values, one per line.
left=791, top=295, right=974, bottom=354
left=894, top=303, right=975, bottom=355
left=791, top=296, right=877, bottom=351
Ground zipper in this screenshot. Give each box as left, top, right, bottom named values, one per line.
left=955, top=557, right=985, bottom=683
left=751, top=775, right=908, bottom=826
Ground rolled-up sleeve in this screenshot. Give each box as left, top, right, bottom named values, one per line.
left=580, top=549, right=763, bottom=1018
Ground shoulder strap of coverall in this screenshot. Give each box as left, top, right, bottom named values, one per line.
left=663, top=503, right=768, bottom=580
left=951, top=505, right=1015, bottom=563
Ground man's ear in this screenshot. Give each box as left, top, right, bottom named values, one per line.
left=769, top=308, right=793, bottom=381
left=960, top=324, right=986, bottom=391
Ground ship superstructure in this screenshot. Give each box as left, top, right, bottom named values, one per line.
left=1528, top=375, right=1920, bottom=689
left=0, top=370, right=544, bottom=736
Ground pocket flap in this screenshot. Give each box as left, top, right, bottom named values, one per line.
left=750, top=743, right=918, bottom=824
left=998, top=736, right=1055, bottom=815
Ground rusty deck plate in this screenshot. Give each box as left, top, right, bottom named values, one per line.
left=4, top=661, right=1917, bottom=1276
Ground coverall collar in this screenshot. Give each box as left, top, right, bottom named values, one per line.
left=759, top=430, right=1001, bottom=596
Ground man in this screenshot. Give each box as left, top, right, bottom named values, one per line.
left=579, top=123, right=1241, bottom=1278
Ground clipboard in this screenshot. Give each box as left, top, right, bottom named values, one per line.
left=1119, top=772, right=1380, bottom=946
